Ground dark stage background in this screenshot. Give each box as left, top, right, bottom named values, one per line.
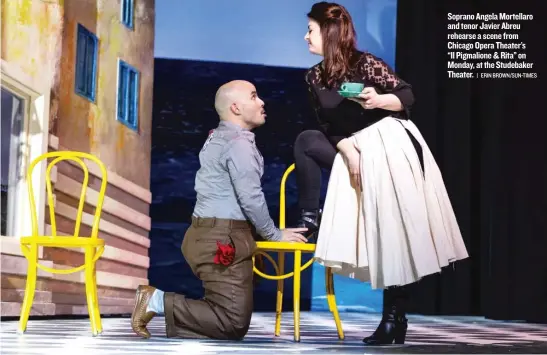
left=395, top=0, right=546, bottom=322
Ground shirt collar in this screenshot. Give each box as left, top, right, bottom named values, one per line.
left=217, top=120, right=255, bottom=142
left=219, top=120, right=248, bottom=131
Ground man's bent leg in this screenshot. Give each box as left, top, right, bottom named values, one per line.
left=164, top=217, right=256, bottom=340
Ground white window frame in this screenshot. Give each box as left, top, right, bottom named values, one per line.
left=1, top=60, right=50, bottom=251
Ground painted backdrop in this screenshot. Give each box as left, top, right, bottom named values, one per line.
left=150, top=0, right=398, bottom=312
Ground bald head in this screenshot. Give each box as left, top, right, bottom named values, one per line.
left=214, top=80, right=255, bottom=118
left=213, top=80, right=266, bottom=130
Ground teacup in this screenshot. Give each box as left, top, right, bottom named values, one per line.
left=340, top=82, right=364, bottom=92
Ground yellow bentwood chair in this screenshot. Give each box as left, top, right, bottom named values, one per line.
left=18, top=151, right=107, bottom=336
left=253, top=163, right=344, bottom=342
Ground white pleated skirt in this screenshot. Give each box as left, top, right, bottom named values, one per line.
left=314, top=116, right=469, bottom=289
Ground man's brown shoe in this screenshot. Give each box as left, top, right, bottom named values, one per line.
left=131, top=285, right=157, bottom=338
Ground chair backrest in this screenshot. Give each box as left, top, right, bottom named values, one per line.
left=278, top=163, right=296, bottom=229
left=27, top=151, right=108, bottom=239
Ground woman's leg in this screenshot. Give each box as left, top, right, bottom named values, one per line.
left=363, top=285, right=409, bottom=345
left=293, top=130, right=337, bottom=237
left=363, top=125, right=421, bottom=345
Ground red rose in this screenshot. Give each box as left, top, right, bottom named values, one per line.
left=214, top=241, right=235, bottom=266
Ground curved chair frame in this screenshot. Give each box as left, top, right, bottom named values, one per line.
left=252, top=163, right=344, bottom=342
left=18, top=151, right=107, bottom=336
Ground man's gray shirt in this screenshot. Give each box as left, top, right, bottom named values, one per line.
left=193, top=121, right=282, bottom=241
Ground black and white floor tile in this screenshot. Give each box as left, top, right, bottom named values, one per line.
left=1, top=312, right=547, bottom=354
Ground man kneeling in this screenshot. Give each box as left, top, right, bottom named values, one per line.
left=130, top=80, right=307, bottom=340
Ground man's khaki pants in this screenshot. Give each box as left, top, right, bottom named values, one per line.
left=164, top=216, right=257, bottom=340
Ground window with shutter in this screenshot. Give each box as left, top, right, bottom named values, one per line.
left=116, top=60, right=139, bottom=132
left=121, top=0, right=134, bottom=29
left=74, top=24, right=98, bottom=102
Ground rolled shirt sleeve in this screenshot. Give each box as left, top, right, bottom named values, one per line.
left=223, top=138, right=282, bottom=241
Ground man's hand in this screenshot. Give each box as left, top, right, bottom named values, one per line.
left=280, top=228, right=308, bottom=243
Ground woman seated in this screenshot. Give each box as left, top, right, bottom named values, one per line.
left=293, top=1, right=469, bottom=345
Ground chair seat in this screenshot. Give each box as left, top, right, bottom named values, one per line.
left=20, top=236, right=105, bottom=247
left=256, top=241, right=316, bottom=253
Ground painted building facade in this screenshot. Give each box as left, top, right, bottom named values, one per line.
left=1, top=0, right=155, bottom=317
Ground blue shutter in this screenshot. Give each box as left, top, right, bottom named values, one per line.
left=121, top=0, right=134, bottom=29
left=75, top=30, right=87, bottom=93
left=117, top=60, right=139, bottom=131
left=128, top=70, right=137, bottom=126
left=74, top=24, right=97, bottom=102
left=86, top=34, right=96, bottom=100
left=118, top=63, right=127, bottom=119
left=125, top=0, right=130, bottom=24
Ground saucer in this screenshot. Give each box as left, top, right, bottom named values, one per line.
left=337, top=90, right=362, bottom=98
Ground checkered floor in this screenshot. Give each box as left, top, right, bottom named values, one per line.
left=1, top=312, right=547, bottom=354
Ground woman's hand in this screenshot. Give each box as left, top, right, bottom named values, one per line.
left=336, top=138, right=362, bottom=190
left=348, top=87, right=405, bottom=111
left=348, top=87, right=384, bottom=110
left=343, top=148, right=361, bottom=190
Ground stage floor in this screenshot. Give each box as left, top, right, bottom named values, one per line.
left=1, top=312, right=546, bottom=354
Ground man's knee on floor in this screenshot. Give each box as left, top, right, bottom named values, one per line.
left=229, top=311, right=252, bottom=340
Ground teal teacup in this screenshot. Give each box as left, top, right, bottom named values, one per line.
left=340, top=82, right=364, bottom=93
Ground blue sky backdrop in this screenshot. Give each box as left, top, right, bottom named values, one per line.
left=154, top=0, right=398, bottom=68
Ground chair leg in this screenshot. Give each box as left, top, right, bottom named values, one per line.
left=274, top=252, right=285, bottom=337
left=325, top=267, right=344, bottom=340
left=92, top=272, right=102, bottom=334
left=18, top=245, right=38, bottom=334
left=293, top=251, right=301, bottom=342
left=84, top=247, right=98, bottom=336
left=90, top=249, right=102, bottom=334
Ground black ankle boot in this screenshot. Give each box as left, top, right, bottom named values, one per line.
left=296, top=209, right=321, bottom=242
left=363, top=286, right=408, bottom=345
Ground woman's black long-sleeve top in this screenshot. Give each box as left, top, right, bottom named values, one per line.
left=305, top=50, right=415, bottom=147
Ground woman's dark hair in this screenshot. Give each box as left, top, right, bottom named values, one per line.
left=308, top=2, right=357, bottom=87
